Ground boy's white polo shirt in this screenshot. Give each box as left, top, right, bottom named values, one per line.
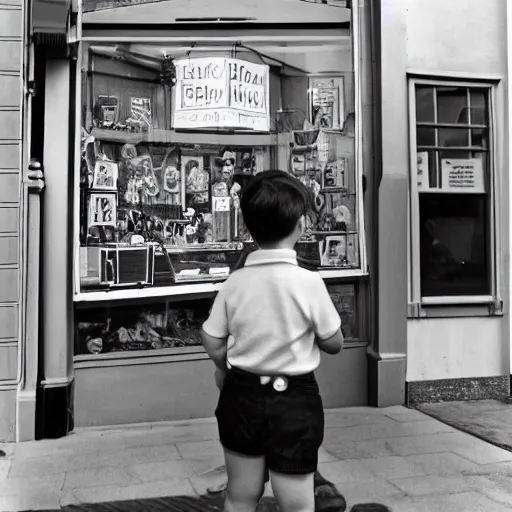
left=202, top=249, right=342, bottom=375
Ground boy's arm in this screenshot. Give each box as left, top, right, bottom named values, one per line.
left=316, top=329, right=343, bottom=355
left=310, top=274, right=344, bottom=355
left=202, top=284, right=230, bottom=373
left=201, top=329, right=229, bottom=373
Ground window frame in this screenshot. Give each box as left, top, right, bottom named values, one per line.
left=71, top=7, right=368, bottom=303
left=407, top=76, right=502, bottom=312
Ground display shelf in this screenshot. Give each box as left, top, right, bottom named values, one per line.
left=318, top=268, right=368, bottom=279
left=75, top=268, right=367, bottom=304
left=74, top=347, right=209, bottom=369
left=310, top=230, right=358, bottom=236
left=75, top=345, right=206, bottom=363
left=74, top=281, right=224, bottom=304
left=91, top=128, right=278, bottom=147
left=164, top=242, right=244, bottom=253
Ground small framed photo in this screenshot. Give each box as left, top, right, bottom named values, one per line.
left=131, top=97, right=153, bottom=129
left=183, top=155, right=209, bottom=207
left=321, top=235, right=346, bottom=267
left=88, top=193, right=117, bottom=227
left=92, top=161, right=118, bottom=191
left=309, top=77, right=345, bottom=130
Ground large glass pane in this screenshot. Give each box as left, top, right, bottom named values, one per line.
left=438, top=128, right=470, bottom=147
left=469, top=89, right=489, bottom=125
left=75, top=298, right=211, bottom=355
left=471, top=129, right=488, bottom=148
left=419, top=194, right=489, bottom=297
left=77, top=25, right=360, bottom=297
left=415, top=86, right=435, bottom=123
left=326, top=283, right=358, bottom=341
left=416, top=127, right=435, bottom=147
left=437, top=86, right=468, bottom=124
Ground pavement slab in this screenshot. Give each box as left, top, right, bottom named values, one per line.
left=382, top=491, right=512, bottom=512
left=2, top=406, right=512, bottom=512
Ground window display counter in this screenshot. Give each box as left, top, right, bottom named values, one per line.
left=71, top=10, right=369, bottom=425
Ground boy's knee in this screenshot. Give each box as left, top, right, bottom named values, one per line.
left=226, top=482, right=264, bottom=504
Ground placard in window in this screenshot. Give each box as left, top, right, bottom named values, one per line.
left=173, top=57, right=270, bottom=132
left=440, top=158, right=485, bottom=194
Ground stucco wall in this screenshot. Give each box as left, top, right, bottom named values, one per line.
left=0, top=0, right=23, bottom=441
left=400, top=0, right=510, bottom=382
left=405, top=0, right=506, bottom=76
left=407, top=318, right=507, bottom=381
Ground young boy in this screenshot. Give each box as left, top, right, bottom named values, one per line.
left=201, top=170, right=343, bottom=512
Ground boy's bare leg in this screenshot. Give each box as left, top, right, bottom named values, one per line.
left=223, top=448, right=266, bottom=512
left=207, top=464, right=269, bottom=495
left=270, top=471, right=315, bottom=512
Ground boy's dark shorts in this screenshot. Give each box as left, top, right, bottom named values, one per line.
left=215, top=366, right=324, bottom=475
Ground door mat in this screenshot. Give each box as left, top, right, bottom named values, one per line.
left=59, top=496, right=388, bottom=512
left=62, top=494, right=269, bottom=511
left=415, top=400, right=512, bottom=453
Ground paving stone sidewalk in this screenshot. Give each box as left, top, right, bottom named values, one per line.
left=1, top=406, right=512, bottom=511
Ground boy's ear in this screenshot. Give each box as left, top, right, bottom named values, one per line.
left=299, top=215, right=306, bottom=235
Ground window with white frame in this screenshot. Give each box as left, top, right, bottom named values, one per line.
left=409, top=80, right=496, bottom=301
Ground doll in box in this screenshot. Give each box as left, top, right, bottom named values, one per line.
left=121, top=144, right=160, bottom=206
left=185, top=159, right=209, bottom=205
left=212, top=150, right=236, bottom=196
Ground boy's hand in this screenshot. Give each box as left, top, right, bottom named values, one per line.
left=214, top=367, right=227, bottom=391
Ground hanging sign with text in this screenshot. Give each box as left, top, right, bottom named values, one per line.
left=440, top=158, right=485, bottom=194
left=173, top=57, right=270, bottom=132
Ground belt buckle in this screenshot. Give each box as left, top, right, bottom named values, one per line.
left=272, top=376, right=288, bottom=392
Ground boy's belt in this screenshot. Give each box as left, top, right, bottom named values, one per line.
left=229, top=366, right=316, bottom=393
left=260, top=375, right=288, bottom=392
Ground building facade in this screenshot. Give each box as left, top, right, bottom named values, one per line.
left=0, top=0, right=510, bottom=442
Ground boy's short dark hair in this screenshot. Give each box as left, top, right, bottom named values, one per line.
left=240, top=170, right=313, bottom=245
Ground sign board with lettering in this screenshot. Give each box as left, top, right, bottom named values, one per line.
left=173, top=57, right=270, bottom=132
left=440, top=158, right=485, bottom=194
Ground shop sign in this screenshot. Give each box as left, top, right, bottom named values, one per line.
left=440, top=158, right=485, bottom=194
left=173, top=57, right=270, bottom=132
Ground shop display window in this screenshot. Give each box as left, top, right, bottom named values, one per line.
left=76, top=34, right=363, bottom=297
left=411, top=82, right=494, bottom=298
left=75, top=283, right=359, bottom=355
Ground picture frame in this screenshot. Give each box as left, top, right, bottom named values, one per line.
left=183, top=155, right=209, bottom=208
left=322, top=158, right=347, bottom=189
left=130, top=97, right=153, bottom=129
left=88, top=192, right=117, bottom=227
left=92, top=160, right=118, bottom=191
left=94, top=95, right=119, bottom=128
left=309, top=77, right=345, bottom=130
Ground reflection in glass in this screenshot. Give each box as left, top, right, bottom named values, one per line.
left=419, top=194, right=489, bottom=297
left=469, top=90, right=488, bottom=125
left=471, top=129, right=488, bottom=148
left=326, top=283, right=357, bottom=341
left=438, top=128, right=469, bottom=147
left=416, top=127, right=435, bottom=147
left=415, top=86, right=435, bottom=123
left=436, top=87, right=468, bottom=124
